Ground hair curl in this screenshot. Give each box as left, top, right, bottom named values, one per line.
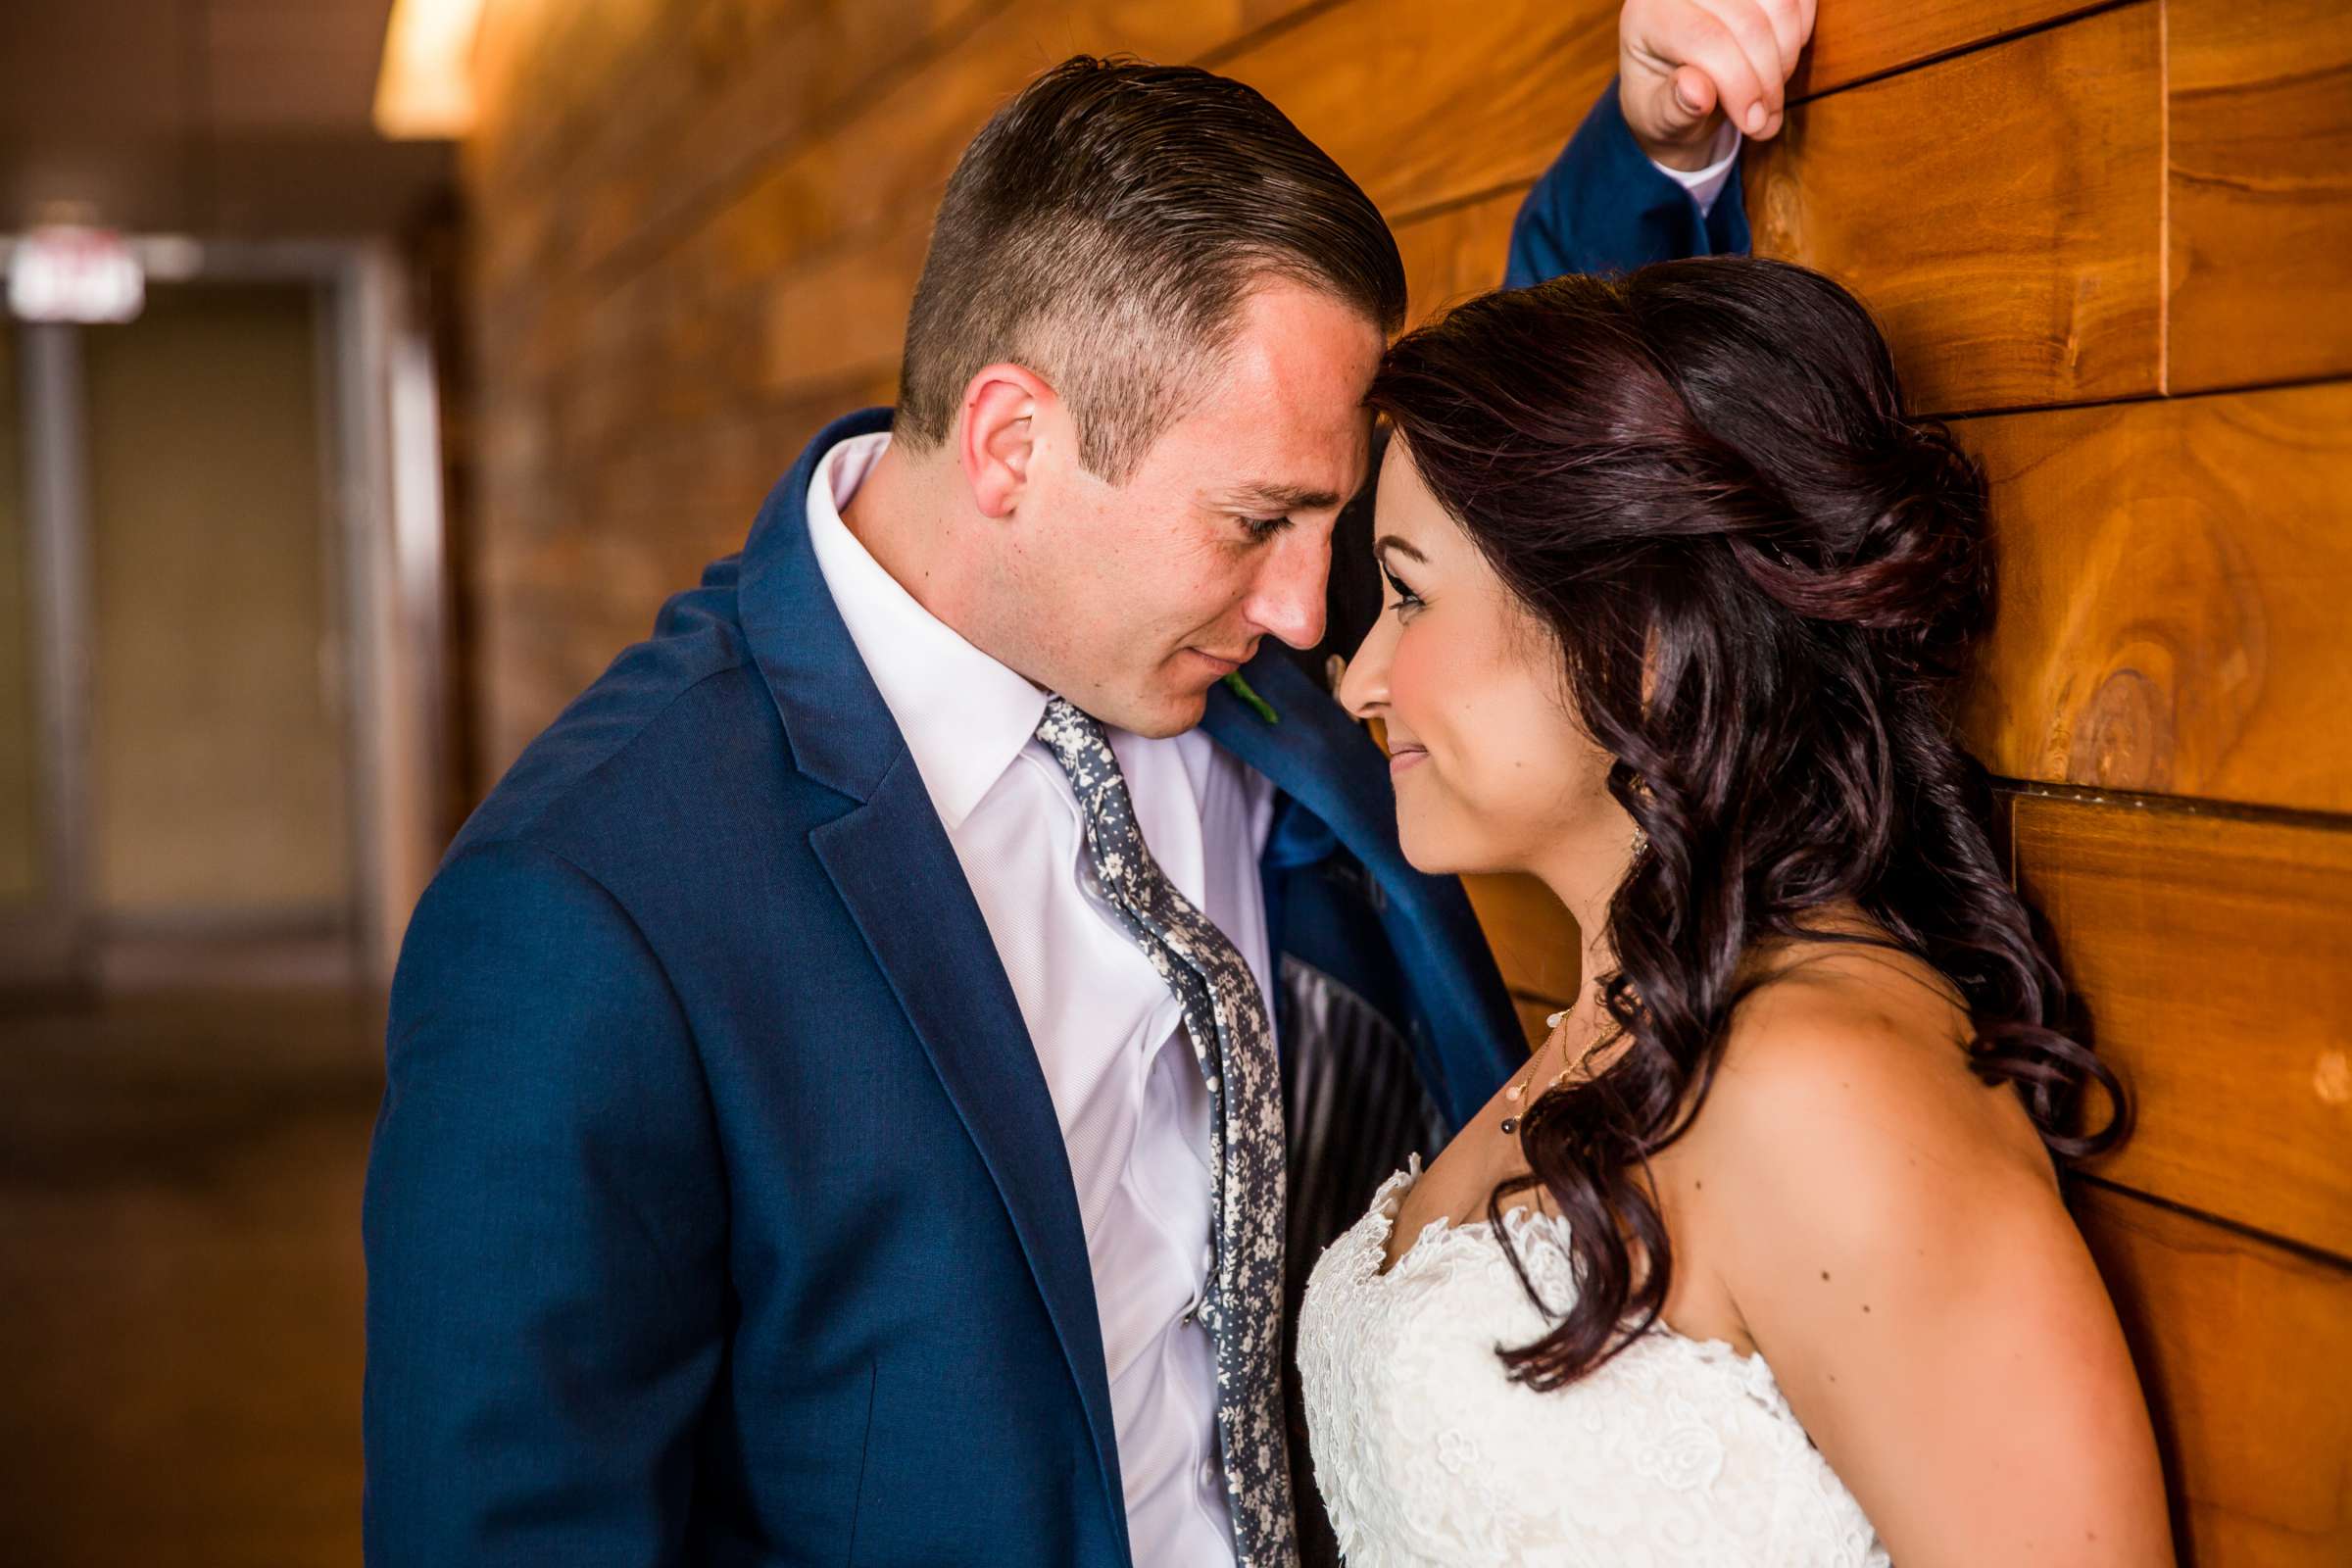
left=1367, top=258, right=2127, bottom=1390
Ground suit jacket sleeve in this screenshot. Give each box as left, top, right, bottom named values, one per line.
left=1503, top=78, right=1751, bottom=288
left=363, top=840, right=728, bottom=1565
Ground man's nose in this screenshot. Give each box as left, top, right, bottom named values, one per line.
left=1246, top=532, right=1330, bottom=652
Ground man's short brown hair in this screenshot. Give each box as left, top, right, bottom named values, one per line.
left=894, top=56, right=1408, bottom=483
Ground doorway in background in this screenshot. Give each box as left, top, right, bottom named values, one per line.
left=79, top=280, right=356, bottom=983
left=0, top=245, right=454, bottom=995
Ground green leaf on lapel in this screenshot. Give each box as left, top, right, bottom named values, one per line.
left=1221, top=671, right=1279, bottom=725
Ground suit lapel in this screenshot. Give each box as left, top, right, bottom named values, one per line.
left=739, top=411, right=1128, bottom=1558
left=808, top=773, right=1128, bottom=1551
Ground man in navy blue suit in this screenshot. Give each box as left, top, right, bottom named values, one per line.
left=364, top=5, right=1806, bottom=1563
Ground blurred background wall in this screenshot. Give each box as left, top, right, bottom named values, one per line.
left=0, top=5, right=456, bottom=1563
left=0, top=1, right=464, bottom=991
left=0, top=0, right=2346, bottom=1563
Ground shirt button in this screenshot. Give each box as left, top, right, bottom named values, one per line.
left=1179, top=1292, right=1202, bottom=1326
left=1200, top=1456, right=1220, bottom=1491
left=1200, top=1244, right=1214, bottom=1275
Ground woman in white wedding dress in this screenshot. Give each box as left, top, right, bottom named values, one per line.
left=1297, top=255, right=2174, bottom=1561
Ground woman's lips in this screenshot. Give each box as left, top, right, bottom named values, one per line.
left=1389, top=745, right=1428, bottom=776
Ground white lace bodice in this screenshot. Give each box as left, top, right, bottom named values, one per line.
left=1296, top=1162, right=1890, bottom=1567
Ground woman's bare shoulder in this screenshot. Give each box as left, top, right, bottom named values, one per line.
left=1679, top=932, right=2057, bottom=1224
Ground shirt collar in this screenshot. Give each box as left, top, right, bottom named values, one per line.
left=802, top=431, right=1051, bottom=833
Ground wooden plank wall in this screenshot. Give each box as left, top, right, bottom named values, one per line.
left=460, top=2, right=2351, bottom=1559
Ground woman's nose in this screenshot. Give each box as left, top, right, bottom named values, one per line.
left=1337, top=625, right=1390, bottom=719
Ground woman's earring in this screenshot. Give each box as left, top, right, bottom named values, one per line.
left=1629, top=822, right=1649, bottom=858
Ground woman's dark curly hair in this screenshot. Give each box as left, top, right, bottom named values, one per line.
left=1368, top=257, right=2127, bottom=1391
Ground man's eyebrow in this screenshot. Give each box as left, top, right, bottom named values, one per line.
left=1373, top=533, right=1428, bottom=564
left=1214, top=480, right=1347, bottom=513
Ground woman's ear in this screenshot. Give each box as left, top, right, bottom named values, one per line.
left=957, top=363, right=1054, bottom=519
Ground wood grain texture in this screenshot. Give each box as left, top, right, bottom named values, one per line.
left=486, top=0, right=1263, bottom=399
left=1790, top=0, right=2112, bottom=98
left=1217, top=0, right=1618, bottom=220
left=1958, top=384, right=2352, bottom=814
left=2015, top=794, right=2352, bottom=1259
left=1462, top=873, right=1581, bottom=1003
left=469, top=0, right=676, bottom=205
left=742, top=0, right=1633, bottom=404
left=466, top=0, right=973, bottom=308
left=1393, top=187, right=1524, bottom=325
left=473, top=370, right=895, bottom=768
left=2167, top=0, right=2352, bottom=392
left=1744, top=3, right=2163, bottom=413
left=2073, top=1183, right=2352, bottom=1566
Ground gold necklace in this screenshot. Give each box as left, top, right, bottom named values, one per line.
left=1499, top=1007, right=1580, bottom=1136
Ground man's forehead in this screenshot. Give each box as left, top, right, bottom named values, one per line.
left=1176, top=397, right=1374, bottom=508
left=1155, top=305, right=1379, bottom=504
left=1205, top=283, right=1383, bottom=428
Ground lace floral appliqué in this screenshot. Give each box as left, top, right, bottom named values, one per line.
left=1295, top=1161, right=1891, bottom=1567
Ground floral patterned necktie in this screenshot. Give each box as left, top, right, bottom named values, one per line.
left=1036, top=696, right=1298, bottom=1568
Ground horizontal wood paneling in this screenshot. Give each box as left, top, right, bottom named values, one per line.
left=1745, top=2, right=2164, bottom=414
left=663, top=0, right=1345, bottom=417
left=1790, top=0, right=2116, bottom=98
left=469, top=0, right=1007, bottom=301
left=732, top=0, right=1632, bottom=410
left=2167, top=0, right=2352, bottom=392
left=469, top=0, right=679, bottom=204
left=469, top=0, right=1289, bottom=465
left=471, top=371, right=895, bottom=766
left=2074, top=1183, right=2352, bottom=1565
left=2015, top=794, right=2352, bottom=1259
left=1394, top=187, right=1523, bottom=325
left=1314, top=2, right=2155, bottom=334
left=1958, top=383, right=2352, bottom=815
left=1216, top=0, right=1617, bottom=220
left=1473, top=790, right=2352, bottom=1261
left=503, top=1, right=991, bottom=293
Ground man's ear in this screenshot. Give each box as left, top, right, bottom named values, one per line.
left=957, top=363, right=1054, bottom=519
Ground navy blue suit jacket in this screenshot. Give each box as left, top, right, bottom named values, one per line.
left=364, top=84, right=1740, bottom=1567
left=1504, top=79, right=1747, bottom=288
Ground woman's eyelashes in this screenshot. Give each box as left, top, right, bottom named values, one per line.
left=1381, top=563, right=1425, bottom=615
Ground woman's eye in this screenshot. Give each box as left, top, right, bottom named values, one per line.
left=1243, top=514, right=1289, bottom=542
left=1382, top=567, right=1424, bottom=614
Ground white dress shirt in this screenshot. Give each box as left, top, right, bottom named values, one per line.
left=806, top=431, right=1276, bottom=1567
left=1666, top=121, right=1742, bottom=216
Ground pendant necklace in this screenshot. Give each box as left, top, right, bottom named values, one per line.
left=1499, top=1007, right=1579, bottom=1137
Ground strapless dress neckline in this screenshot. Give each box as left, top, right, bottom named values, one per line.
left=1295, top=1158, right=1890, bottom=1567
